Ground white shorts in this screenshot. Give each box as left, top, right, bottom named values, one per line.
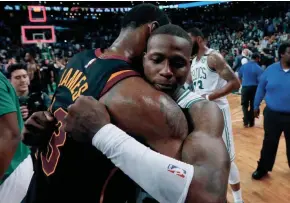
left=220, top=105, right=235, bottom=162
left=0, top=155, right=34, bottom=203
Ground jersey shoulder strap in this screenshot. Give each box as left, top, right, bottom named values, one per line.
left=100, top=69, right=140, bottom=97
left=93, top=48, right=141, bottom=98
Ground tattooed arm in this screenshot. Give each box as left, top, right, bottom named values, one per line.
left=99, top=76, right=188, bottom=158
left=100, top=76, right=229, bottom=202
left=63, top=81, right=229, bottom=202
left=207, top=52, right=240, bottom=101
left=184, top=100, right=230, bottom=202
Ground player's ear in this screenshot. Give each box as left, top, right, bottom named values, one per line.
left=148, top=21, right=159, bottom=34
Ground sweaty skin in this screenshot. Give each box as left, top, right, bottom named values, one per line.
left=100, top=34, right=230, bottom=202
left=100, top=77, right=188, bottom=159
left=22, top=31, right=229, bottom=202
left=182, top=100, right=229, bottom=202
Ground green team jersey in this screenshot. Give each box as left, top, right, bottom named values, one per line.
left=0, top=72, right=30, bottom=184
left=41, top=47, right=53, bottom=60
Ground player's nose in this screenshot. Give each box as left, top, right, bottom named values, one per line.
left=159, top=65, right=173, bottom=79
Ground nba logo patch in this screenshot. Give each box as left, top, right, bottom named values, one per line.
left=167, top=164, right=186, bottom=178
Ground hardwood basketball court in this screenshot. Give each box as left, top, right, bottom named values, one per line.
left=226, top=94, right=290, bottom=203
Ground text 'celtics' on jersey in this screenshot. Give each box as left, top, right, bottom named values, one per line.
left=190, top=49, right=228, bottom=107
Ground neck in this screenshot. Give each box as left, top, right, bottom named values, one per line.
left=197, top=45, right=209, bottom=60
left=17, top=90, right=29, bottom=97
left=281, top=61, right=290, bottom=69
left=106, top=29, right=139, bottom=61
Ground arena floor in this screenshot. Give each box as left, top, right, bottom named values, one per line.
left=227, top=94, right=290, bottom=203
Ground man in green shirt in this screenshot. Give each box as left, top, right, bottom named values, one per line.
left=0, top=71, right=33, bottom=203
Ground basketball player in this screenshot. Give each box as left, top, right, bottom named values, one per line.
left=187, top=28, right=243, bottom=203
left=22, top=9, right=229, bottom=203
left=62, top=24, right=230, bottom=203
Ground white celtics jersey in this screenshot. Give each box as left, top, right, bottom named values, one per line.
left=190, top=49, right=228, bottom=107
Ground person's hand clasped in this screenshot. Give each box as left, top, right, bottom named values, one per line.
left=64, top=95, right=111, bottom=143
left=22, top=111, right=56, bottom=147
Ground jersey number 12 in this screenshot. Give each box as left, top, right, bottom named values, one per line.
left=193, top=80, right=204, bottom=91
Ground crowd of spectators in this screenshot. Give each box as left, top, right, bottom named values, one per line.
left=0, top=1, right=289, bottom=101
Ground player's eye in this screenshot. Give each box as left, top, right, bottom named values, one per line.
left=151, top=56, right=163, bottom=64
left=171, top=60, right=186, bottom=69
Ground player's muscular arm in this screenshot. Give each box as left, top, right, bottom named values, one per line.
left=99, top=76, right=188, bottom=158
left=207, top=52, right=240, bottom=100
left=0, top=113, right=21, bottom=179
left=183, top=101, right=230, bottom=202
left=64, top=96, right=228, bottom=203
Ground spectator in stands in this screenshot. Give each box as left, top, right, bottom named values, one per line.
left=252, top=42, right=290, bottom=180
left=7, top=64, right=50, bottom=121
left=239, top=53, right=263, bottom=127
left=54, top=54, right=67, bottom=84
left=40, top=59, right=54, bottom=95
left=24, top=50, right=41, bottom=93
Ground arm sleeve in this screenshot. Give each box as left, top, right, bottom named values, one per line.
left=0, top=80, right=17, bottom=116
left=254, top=70, right=267, bottom=110
left=92, top=124, right=193, bottom=203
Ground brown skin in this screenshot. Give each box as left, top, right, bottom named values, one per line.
left=183, top=101, right=229, bottom=203
left=25, top=53, right=41, bottom=81
left=188, top=34, right=240, bottom=101
left=97, top=24, right=189, bottom=158
left=22, top=111, right=56, bottom=147
left=22, top=31, right=229, bottom=201
left=22, top=24, right=188, bottom=159
left=189, top=34, right=240, bottom=192
left=100, top=77, right=188, bottom=158
left=0, top=112, right=21, bottom=179
left=143, top=34, right=191, bottom=94
left=64, top=95, right=229, bottom=203
left=64, top=34, right=229, bottom=202
left=144, top=34, right=229, bottom=202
